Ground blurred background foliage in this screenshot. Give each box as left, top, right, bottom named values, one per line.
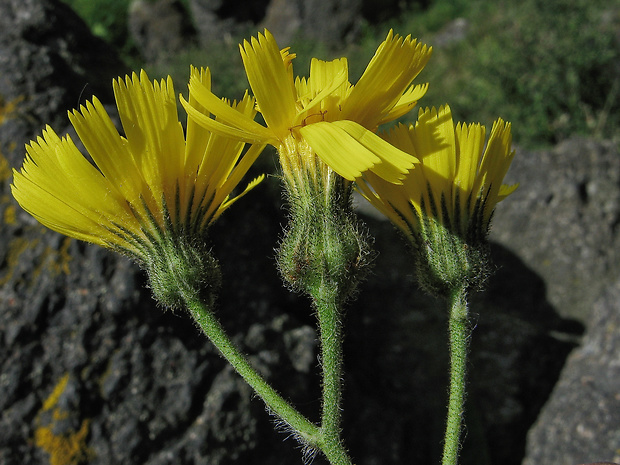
left=61, top=0, right=620, bottom=148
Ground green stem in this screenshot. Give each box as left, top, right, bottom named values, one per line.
left=314, top=285, right=351, bottom=465
left=442, top=286, right=470, bottom=465
left=182, top=291, right=321, bottom=447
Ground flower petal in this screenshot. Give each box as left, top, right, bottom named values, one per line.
left=497, top=182, right=519, bottom=201
left=477, top=118, right=517, bottom=219
left=357, top=170, right=416, bottom=232
left=300, top=120, right=415, bottom=183
left=240, top=30, right=297, bottom=139
left=11, top=127, right=142, bottom=252
left=411, top=106, right=457, bottom=203
left=299, top=121, right=378, bottom=180
left=185, top=66, right=213, bottom=170
left=112, top=70, right=186, bottom=219
left=68, top=97, right=141, bottom=204
left=330, top=120, right=417, bottom=183
left=454, top=120, right=485, bottom=215
left=213, top=173, right=265, bottom=224
left=212, top=142, right=266, bottom=212
left=184, top=73, right=275, bottom=143
left=342, top=30, right=432, bottom=128
left=298, top=58, right=350, bottom=119
left=377, top=82, right=429, bottom=126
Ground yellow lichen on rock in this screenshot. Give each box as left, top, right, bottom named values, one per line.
left=0, top=95, right=22, bottom=182
left=1, top=192, right=17, bottom=225
left=34, top=420, right=91, bottom=465
left=0, top=94, right=21, bottom=125
left=41, top=374, right=70, bottom=411
left=3, top=202, right=16, bottom=225
left=34, top=374, right=93, bottom=465
left=0, top=234, right=73, bottom=286
left=0, top=153, right=10, bottom=182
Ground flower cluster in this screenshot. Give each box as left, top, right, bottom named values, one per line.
left=178, top=30, right=434, bottom=298
left=10, top=27, right=519, bottom=465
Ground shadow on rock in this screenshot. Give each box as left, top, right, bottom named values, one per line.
left=338, top=217, right=583, bottom=465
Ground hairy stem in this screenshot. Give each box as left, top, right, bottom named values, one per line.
left=314, top=285, right=351, bottom=465
left=183, top=292, right=321, bottom=447
left=442, top=286, right=470, bottom=465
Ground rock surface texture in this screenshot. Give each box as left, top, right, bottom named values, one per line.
left=492, top=138, right=620, bottom=323
left=490, top=139, right=620, bottom=465
left=142, top=0, right=413, bottom=58
left=128, top=0, right=196, bottom=63
left=259, top=0, right=363, bottom=44
left=0, top=1, right=618, bottom=465
left=522, top=277, right=620, bottom=465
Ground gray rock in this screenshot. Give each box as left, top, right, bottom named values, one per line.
left=486, top=138, right=620, bottom=463
left=0, top=0, right=126, bottom=140
left=258, top=0, right=302, bottom=44
left=188, top=0, right=269, bottom=45
left=522, top=276, right=620, bottom=465
left=128, top=0, right=196, bottom=63
left=260, top=0, right=363, bottom=45
left=491, top=138, right=620, bottom=323
left=0, top=1, right=310, bottom=464
left=188, top=0, right=363, bottom=47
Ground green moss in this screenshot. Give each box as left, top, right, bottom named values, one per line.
left=60, top=0, right=131, bottom=48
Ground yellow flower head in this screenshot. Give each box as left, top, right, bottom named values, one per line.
left=359, top=104, right=517, bottom=294
left=359, top=104, right=518, bottom=242
left=180, top=29, right=432, bottom=186
left=11, top=68, right=264, bottom=263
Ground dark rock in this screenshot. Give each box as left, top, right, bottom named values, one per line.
left=0, top=5, right=316, bottom=460
left=491, top=138, right=620, bottom=323
left=482, top=137, right=620, bottom=464
left=188, top=0, right=270, bottom=45
left=361, top=0, right=427, bottom=25
left=188, top=0, right=363, bottom=47
left=522, top=277, right=620, bottom=465
left=488, top=138, right=620, bottom=463
left=0, top=0, right=127, bottom=147
left=283, top=325, right=317, bottom=373
left=128, top=0, right=197, bottom=63
left=260, top=0, right=363, bottom=45
left=337, top=221, right=579, bottom=465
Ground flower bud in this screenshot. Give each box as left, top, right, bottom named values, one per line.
left=146, top=238, right=221, bottom=310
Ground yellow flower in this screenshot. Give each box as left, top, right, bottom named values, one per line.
left=358, top=104, right=517, bottom=294
left=359, top=104, right=518, bottom=241
left=11, top=68, right=265, bottom=262
left=180, top=29, right=432, bottom=186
